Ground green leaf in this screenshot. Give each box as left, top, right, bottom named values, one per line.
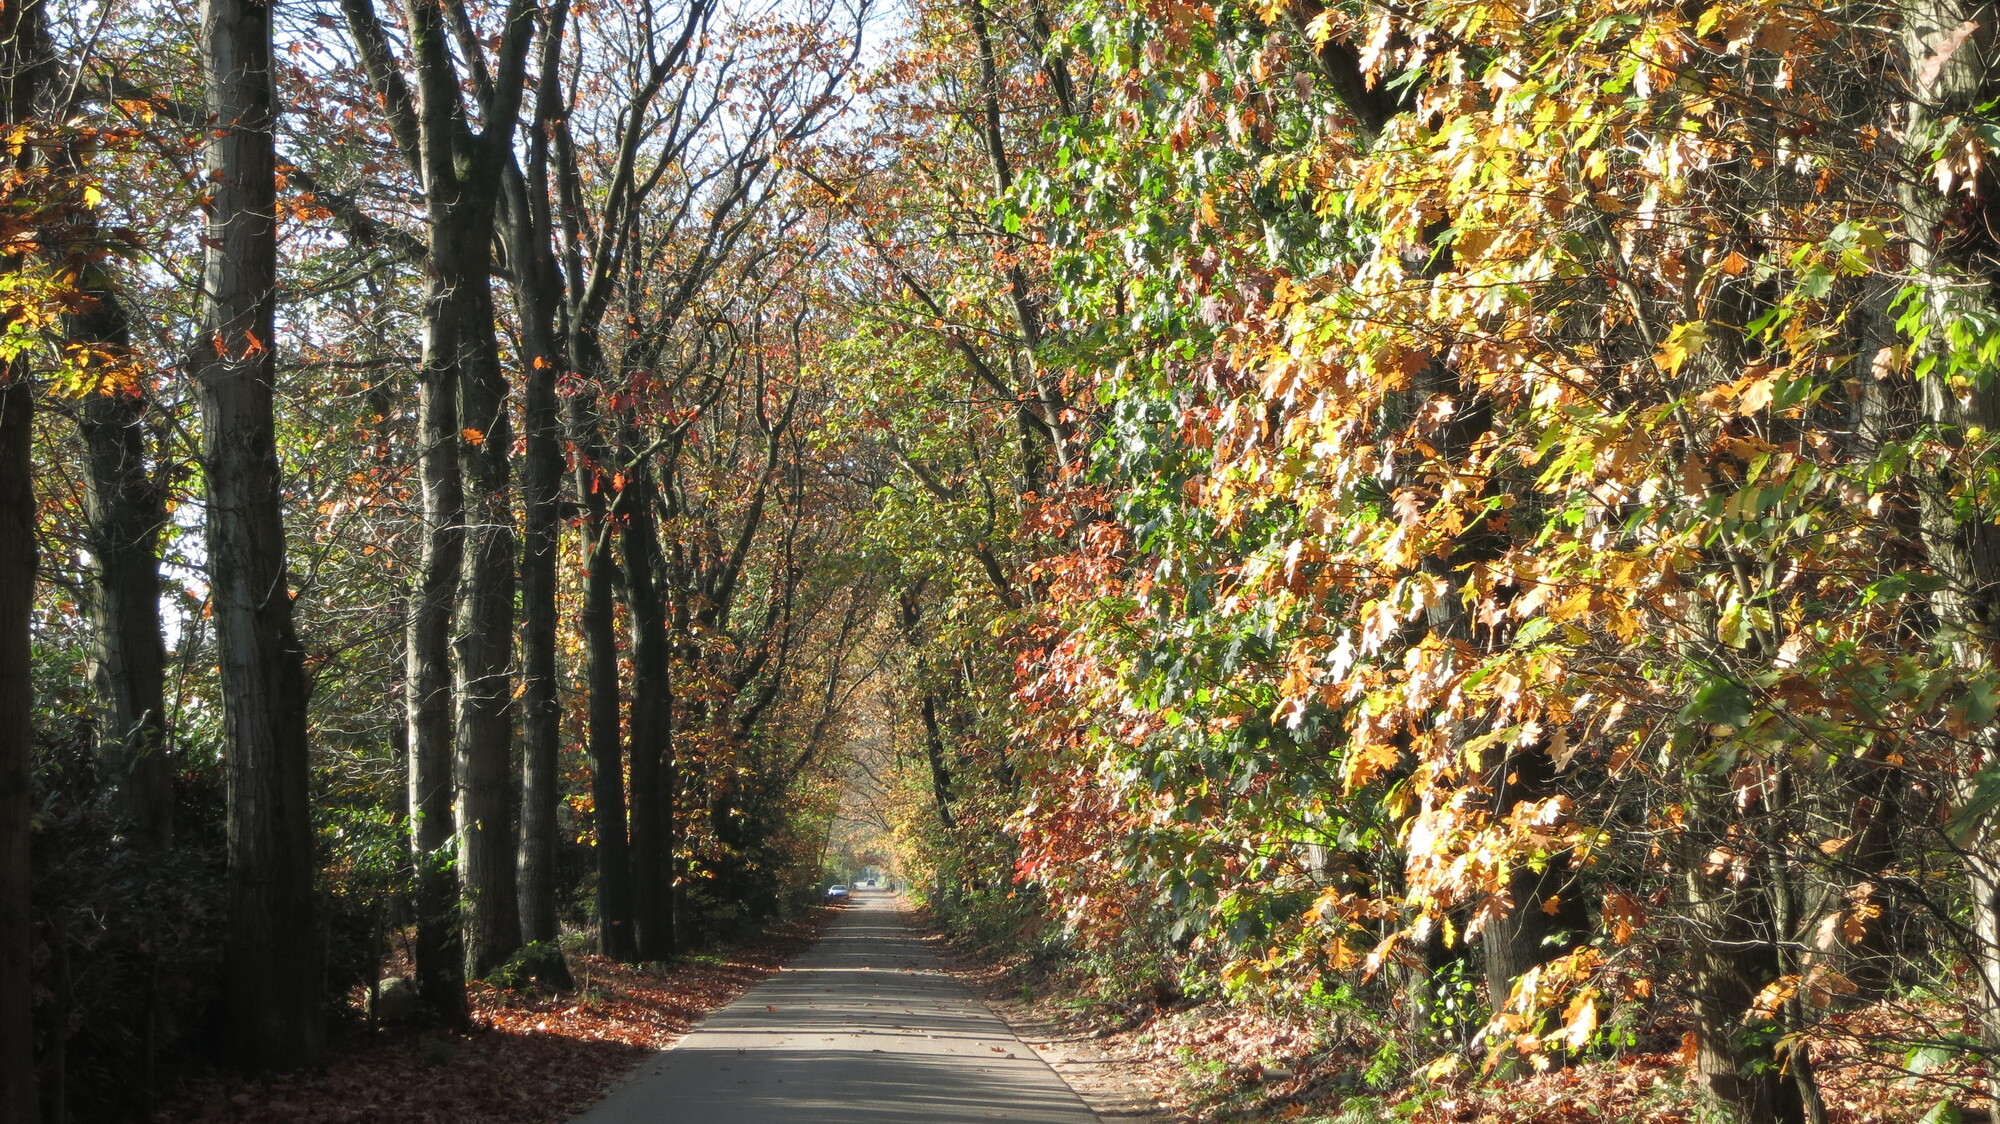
left=1918, top=1098, right=1961, bottom=1124
left=1682, top=677, right=1753, bottom=730
left=1514, top=616, right=1555, bottom=647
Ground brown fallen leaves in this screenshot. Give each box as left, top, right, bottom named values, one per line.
left=934, top=906, right=1980, bottom=1124
left=154, top=910, right=830, bottom=1124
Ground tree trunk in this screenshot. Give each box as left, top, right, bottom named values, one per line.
left=1481, top=748, right=1587, bottom=1037
left=346, top=0, right=535, bottom=986
left=44, top=75, right=174, bottom=852
left=0, top=335, right=36, bottom=1124
left=620, top=449, right=674, bottom=961
left=1898, top=1, right=2000, bottom=1100
left=197, top=0, right=323, bottom=1068
left=503, top=97, right=567, bottom=954
left=449, top=225, right=522, bottom=978
left=378, top=0, right=533, bottom=982
left=920, top=692, right=955, bottom=831
left=574, top=388, right=635, bottom=960
left=0, top=8, right=42, bottom=1111
left=1683, top=786, right=1803, bottom=1124
left=74, top=290, right=172, bottom=853
left=405, top=254, right=467, bottom=1023
left=513, top=331, right=561, bottom=956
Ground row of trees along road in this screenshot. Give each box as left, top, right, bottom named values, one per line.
left=2, top=0, right=874, bottom=1117
left=826, top=0, right=2000, bottom=1123
left=15, top=0, right=2000, bottom=1121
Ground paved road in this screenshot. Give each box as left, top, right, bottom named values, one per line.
left=571, top=893, right=1102, bottom=1124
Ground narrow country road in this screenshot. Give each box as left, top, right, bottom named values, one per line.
left=570, top=892, right=1103, bottom=1123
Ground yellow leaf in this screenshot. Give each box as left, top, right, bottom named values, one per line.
left=1656, top=321, right=1711, bottom=375
left=1747, top=975, right=1799, bottom=1020
left=1344, top=739, right=1401, bottom=790
left=1422, top=1053, right=1462, bottom=1081
left=1737, top=372, right=1775, bottom=415
left=1454, top=227, right=1496, bottom=264
left=1560, top=991, right=1599, bottom=1051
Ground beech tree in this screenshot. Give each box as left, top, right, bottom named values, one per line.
left=197, top=0, right=322, bottom=1070
left=339, top=0, right=538, bottom=986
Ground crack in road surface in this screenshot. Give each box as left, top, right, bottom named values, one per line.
left=571, top=893, right=1102, bottom=1123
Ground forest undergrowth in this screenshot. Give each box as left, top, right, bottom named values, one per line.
left=151, top=910, right=831, bottom=1124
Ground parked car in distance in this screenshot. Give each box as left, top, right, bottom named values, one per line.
left=825, top=884, right=849, bottom=902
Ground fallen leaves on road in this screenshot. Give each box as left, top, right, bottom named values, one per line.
left=154, top=911, right=830, bottom=1124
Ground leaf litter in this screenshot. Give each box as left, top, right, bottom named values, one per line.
left=153, top=910, right=831, bottom=1124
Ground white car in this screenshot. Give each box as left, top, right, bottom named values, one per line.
left=825, top=884, right=850, bottom=901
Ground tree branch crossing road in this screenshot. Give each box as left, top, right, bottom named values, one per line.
left=571, top=893, right=1103, bottom=1123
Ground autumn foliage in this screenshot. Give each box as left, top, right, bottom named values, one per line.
left=14, top=0, right=2000, bottom=1118
left=837, top=0, right=2000, bottom=1119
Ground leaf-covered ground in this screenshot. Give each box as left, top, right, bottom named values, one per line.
left=1121, top=1004, right=1976, bottom=1124
left=153, top=910, right=832, bottom=1124
left=938, top=919, right=1981, bottom=1124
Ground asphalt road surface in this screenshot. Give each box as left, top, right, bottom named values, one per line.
left=570, top=892, right=1103, bottom=1123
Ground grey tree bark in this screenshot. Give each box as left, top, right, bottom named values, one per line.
left=500, top=4, right=571, bottom=960
left=620, top=446, right=675, bottom=961
left=336, top=0, right=468, bottom=1019
left=570, top=354, right=635, bottom=960
left=344, top=0, right=537, bottom=982
left=405, top=236, right=468, bottom=1017
left=1683, top=783, right=1804, bottom=1124
left=197, top=0, right=323, bottom=1069
left=1899, top=0, right=2000, bottom=1100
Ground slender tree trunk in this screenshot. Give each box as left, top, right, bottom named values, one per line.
left=503, top=90, right=568, bottom=953
left=351, top=0, right=535, bottom=986
left=406, top=263, right=467, bottom=1022
left=621, top=449, right=674, bottom=960
left=574, top=389, right=635, bottom=960
left=1480, top=748, right=1587, bottom=1038
left=0, top=333, right=36, bottom=1124
left=0, top=9, right=44, bottom=1109
left=920, top=692, right=955, bottom=831
left=962, top=0, right=1067, bottom=480
left=197, top=0, right=323, bottom=1068
left=449, top=218, right=522, bottom=978
left=513, top=324, right=561, bottom=955
left=74, top=288, right=172, bottom=853
left=338, top=0, right=466, bottom=1022
left=40, top=64, right=175, bottom=851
